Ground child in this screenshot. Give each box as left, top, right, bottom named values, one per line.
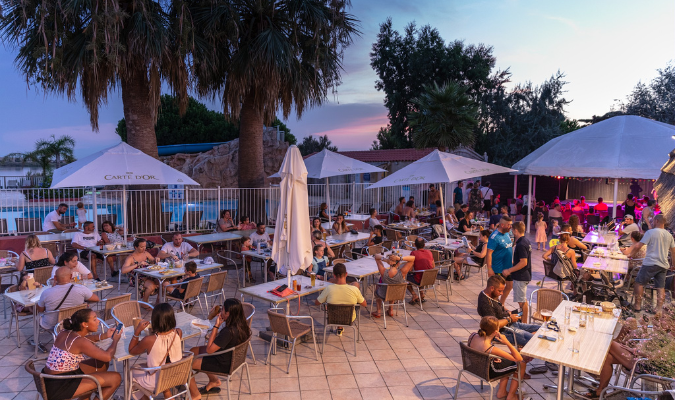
left=551, top=219, right=561, bottom=236
left=534, top=213, right=548, bottom=250
left=76, top=202, right=86, bottom=229
left=308, top=245, right=329, bottom=279
left=163, top=260, right=199, bottom=299
left=239, top=236, right=255, bottom=283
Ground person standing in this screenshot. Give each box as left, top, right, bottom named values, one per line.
left=502, top=222, right=532, bottom=323
left=486, top=216, right=514, bottom=305
left=453, top=182, right=464, bottom=206
left=629, top=214, right=675, bottom=316
left=480, top=182, right=494, bottom=218
left=428, top=184, right=440, bottom=212
left=468, top=183, right=483, bottom=217
left=640, top=200, right=655, bottom=231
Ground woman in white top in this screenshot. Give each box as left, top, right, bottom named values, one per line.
left=129, top=303, right=183, bottom=400
left=445, top=207, right=459, bottom=229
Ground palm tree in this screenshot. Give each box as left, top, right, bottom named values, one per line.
left=192, top=0, right=360, bottom=188
left=35, top=135, right=75, bottom=168
left=409, top=81, right=478, bottom=151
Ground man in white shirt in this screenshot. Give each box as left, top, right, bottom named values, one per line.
left=158, top=233, right=199, bottom=260
left=42, top=203, right=75, bottom=232
left=618, top=215, right=640, bottom=246
left=39, top=266, right=99, bottom=329
left=71, top=221, right=108, bottom=280
left=250, top=223, right=272, bottom=247
left=480, top=182, right=494, bottom=217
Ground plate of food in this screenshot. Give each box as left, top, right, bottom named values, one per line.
left=572, top=305, right=602, bottom=313
left=147, top=265, right=163, bottom=271
left=159, top=270, right=174, bottom=275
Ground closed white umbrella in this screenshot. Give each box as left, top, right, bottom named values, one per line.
left=272, top=146, right=313, bottom=276
left=50, top=142, right=199, bottom=240
left=367, top=150, right=517, bottom=243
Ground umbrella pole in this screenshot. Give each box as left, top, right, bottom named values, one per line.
left=526, top=175, right=532, bottom=234
left=92, top=186, right=98, bottom=233
left=325, top=177, right=331, bottom=221
left=613, top=178, right=618, bottom=219
left=440, top=183, right=448, bottom=245
left=123, top=185, right=128, bottom=243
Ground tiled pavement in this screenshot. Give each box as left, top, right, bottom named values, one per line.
left=0, top=233, right=609, bottom=400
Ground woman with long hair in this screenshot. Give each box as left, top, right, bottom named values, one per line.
left=318, top=203, right=330, bottom=222
left=54, top=251, right=93, bottom=280
left=129, top=303, right=183, bottom=400
left=42, top=308, right=122, bottom=400
left=216, top=210, right=237, bottom=232
left=468, top=316, right=524, bottom=400
left=121, top=238, right=160, bottom=306
left=17, top=234, right=56, bottom=272
left=189, top=298, right=252, bottom=399
left=332, top=213, right=349, bottom=235
left=310, top=217, right=327, bottom=236
left=568, top=214, right=584, bottom=237
left=98, top=220, right=121, bottom=277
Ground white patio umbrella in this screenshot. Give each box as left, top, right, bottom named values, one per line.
left=271, top=148, right=385, bottom=218
left=51, top=142, right=199, bottom=240
left=271, top=146, right=313, bottom=277
left=367, top=150, right=517, bottom=243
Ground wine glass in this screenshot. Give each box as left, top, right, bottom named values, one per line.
left=541, top=309, right=553, bottom=333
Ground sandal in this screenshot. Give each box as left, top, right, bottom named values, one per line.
left=387, top=309, right=395, bottom=317
left=585, top=389, right=599, bottom=399
left=371, top=312, right=382, bottom=318
left=199, top=386, right=221, bottom=395
left=409, top=299, right=420, bottom=305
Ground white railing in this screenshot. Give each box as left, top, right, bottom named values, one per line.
left=0, top=183, right=441, bottom=235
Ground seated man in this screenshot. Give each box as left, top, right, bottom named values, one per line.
left=618, top=215, right=639, bottom=247
left=477, top=275, right=540, bottom=347
left=37, top=266, right=100, bottom=329
left=250, top=223, right=272, bottom=248
left=315, top=263, right=367, bottom=336
left=594, top=197, right=608, bottom=212
left=158, top=233, right=199, bottom=260
left=407, top=238, right=431, bottom=304
left=71, top=221, right=113, bottom=280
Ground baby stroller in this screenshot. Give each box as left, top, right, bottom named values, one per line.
left=578, top=272, right=629, bottom=307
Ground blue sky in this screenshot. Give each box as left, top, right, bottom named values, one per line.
left=1, top=0, right=673, bottom=157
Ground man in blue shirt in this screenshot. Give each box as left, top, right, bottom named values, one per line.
left=487, top=215, right=513, bottom=304
left=453, top=182, right=463, bottom=206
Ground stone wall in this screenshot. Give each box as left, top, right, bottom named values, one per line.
left=162, top=128, right=287, bottom=188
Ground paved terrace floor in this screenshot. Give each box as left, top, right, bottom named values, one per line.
left=0, top=233, right=632, bottom=400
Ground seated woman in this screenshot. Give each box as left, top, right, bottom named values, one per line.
left=560, top=223, right=588, bottom=260
left=99, top=220, right=122, bottom=277
left=332, top=213, right=349, bottom=235
left=453, top=229, right=489, bottom=280
left=17, top=234, right=56, bottom=275
left=352, top=225, right=384, bottom=258
left=402, top=200, right=416, bottom=220
left=43, top=308, right=122, bottom=400
left=445, top=207, right=459, bottom=230
left=311, top=230, right=335, bottom=258
left=568, top=214, right=585, bottom=237
left=129, top=303, right=183, bottom=400
left=122, top=238, right=161, bottom=307
left=310, top=217, right=327, bottom=237
left=621, top=231, right=647, bottom=271
left=318, top=203, right=330, bottom=223
left=458, top=212, right=474, bottom=233
left=52, top=251, right=93, bottom=281
left=216, top=210, right=237, bottom=232
left=237, top=216, right=256, bottom=231
left=189, top=299, right=251, bottom=399
left=468, top=316, right=524, bottom=400
left=372, top=253, right=415, bottom=318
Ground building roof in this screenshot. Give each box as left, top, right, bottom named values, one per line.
left=334, top=148, right=436, bottom=163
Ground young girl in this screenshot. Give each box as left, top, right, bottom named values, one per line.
left=534, top=213, right=548, bottom=250
left=551, top=219, right=561, bottom=236
left=308, top=245, right=329, bottom=279
left=239, top=236, right=255, bottom=283
left=76, top=202, right=86, bottom=230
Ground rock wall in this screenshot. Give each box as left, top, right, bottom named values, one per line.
left=162, top=128, right=287, bottom=188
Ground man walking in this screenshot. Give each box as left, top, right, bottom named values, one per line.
left=487, top=216, right=514, bottom=304
left=453, top=182, right=463, bottom=207
left=502, top=222, right=532, bottom=322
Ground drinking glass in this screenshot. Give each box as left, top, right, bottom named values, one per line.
left=564, top=306, right=572, bottom=325
left=587, top=313, right=595, bottom=330
left=310, top=273, right=316, bottom=287
left=579, top=311, right=587, bottom=328
left=571, top=335, right=580, bottom=353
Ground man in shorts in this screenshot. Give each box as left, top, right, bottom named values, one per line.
left=629, top=214, right=675, bottom=316
left=487, top=216, right=513, bottom=305
left=502, top=221, right=532, bottom=322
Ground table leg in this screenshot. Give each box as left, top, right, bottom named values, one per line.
left=124, top=359, right=131, bottom=400
left=33, top=306, right=38, bottom=359
left=102, top=255, right=108, bottom=281
left=556, top=364, right=565, bottom=400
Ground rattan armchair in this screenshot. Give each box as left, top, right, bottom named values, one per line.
left=265, top=308, right=318, bottom=373
left=529, top=288, right=568, bottom=323
left=100, top=293, right=132, bottom=323
left=200, top=271, right=228, bottom=311
left=165, top=276, right=204, bottom=313
left=131, top=352, right=194, bottom=400
left=369, top=283, right=408, bottom=328
left=366, top=245, right=384, bottom=256
left=30, top=266, right=53, bottom=286
left=192, top=340, right=252, bottom=400
left=322, top=303, right=360, bottom=356
left=454, top=341, right=523, bottom=400
left=5, top=285, right=34, bottom=346
left=241, top=302, right=257, bottom=365
left=111, top=300, right=154, bottom=327
left=408, top=268, right=440, bottom=310
left=26, top=360, right=104, bottom=400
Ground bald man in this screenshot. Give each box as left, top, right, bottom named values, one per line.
left=37, top=266, right=99, bottom=329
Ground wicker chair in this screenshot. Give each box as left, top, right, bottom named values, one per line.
left=366, top=245, right=384, bottom=256
left=30, top=266, right=53, bottom=286
left=381, top=240, right=393, bottom=250
left=5, top=285, right=34, bottom=346
left=369, top=283, right=408, bottom=329
left=265, top=308, right=318, bottom=373
left=408, top=268, right=440, bottom=311
left=26, top=360, right=104, bottom=400
left=454, top=341, right=523, bottom=400
left=529, top=289, right=569, bottom=323
left=322, top=303, right=360, bottom=356
left=216, top=250, right=245, bottom=288
left=384, top=229, right=402, bottom=244
left=407, top=235, right=419, bottom=243
left=131, top=352, right=194, bottom=400
left=111, top=301, right=154, bottom=327
left=165, top=277, right=204, bottom=313
left=241, top=302, right=257, bottom=364
left=100, top=293, right=132, bottom=323
left=193, top=340, right=252, bottom=400
left=201, top=271, right=228, bottom=311
left=462, top=257, right=486, bottom=286
left=0, top=218, right=7, bottom=235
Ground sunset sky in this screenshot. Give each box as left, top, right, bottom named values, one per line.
left=0, top=0, right=673, bottom=157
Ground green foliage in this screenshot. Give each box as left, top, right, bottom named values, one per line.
left=298, top=135, right=338, bottom=156
left=409, top=81, right=478, bottom=150
left=116, top=95, right=297, bottom=146
left=370, top=19, right=508, bottom=148
left=272, top=118, right=297, bottom=145
left=623, top=63, right=675, bottom=124
left=2, top=134, right=76, bottom=175
left=560, top=118, right=582, bottom=134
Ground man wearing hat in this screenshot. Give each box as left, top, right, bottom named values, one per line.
left=618, top=215, right=640, bottom=246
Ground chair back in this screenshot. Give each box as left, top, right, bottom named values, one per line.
left=331, top=258, right=346, bottom=266
left=216, top=250, right=243, bottom=269
left=459, top=341, right=491, bottom=381
left=407, top=235, right=419, bottom=242
left=381, top=283, right=408, bottom=302
left=111, top=301, right=143, bottom=327
left=15, top=218, right=41, bottom=233
left=267, top=309, right=296, bottom=338
left=228, top=340, right=251, bottom=376
left=31, top=266, right=53, bottom=285
left=25, top=361, right=49, bottom=400
left=181, top=277, right=204, bottom=301
left=61, top=216, right=75, bottom=226
left=381, top=240, right=393, bottom=250
left=385, top=229, right=401, bottom=241
left=427, top=217, right=441, bottom=226
left=182, top=210, right=203, bottom=230
left=0, top=219, right=7, bottom=235
left=429, top=249, right=441, bottom=263
left=56, top=304, right=88, bottom=326
left=103, top=294, right=132, bottom=321
left=417, top=268, right=439, bottom=287
left=0, top=250, right=19, bottom=260
left=204, top=271, right=228, bottom=293
left=532, top=289, right=566, bottom=315
left=432, top=224, right=445, bottom=238
left=366, top=245, right=383, bottom=256
left=153, top=353, right=194, bottom=396
left=585, top=214, right=600, bottom=226
left=161, top=212, right=172, bottom=231
left=325, top=303, right=355, bottom=326
left=242, top=302, right=255, bottom=329
left=543, top=259, right=563, bottom=282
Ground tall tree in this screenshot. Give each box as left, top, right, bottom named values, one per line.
left=193, top=0, right=359, bottom=189
left=623, top=63, right=675, bottom=125
left=370, top=19, right=508, bottom=148
left=409, top=81, right=478, bottom=150
left=298, top=135, right=338, bottom=156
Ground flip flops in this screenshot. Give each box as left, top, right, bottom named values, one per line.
left=199, top=386, right=221, bottom=395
